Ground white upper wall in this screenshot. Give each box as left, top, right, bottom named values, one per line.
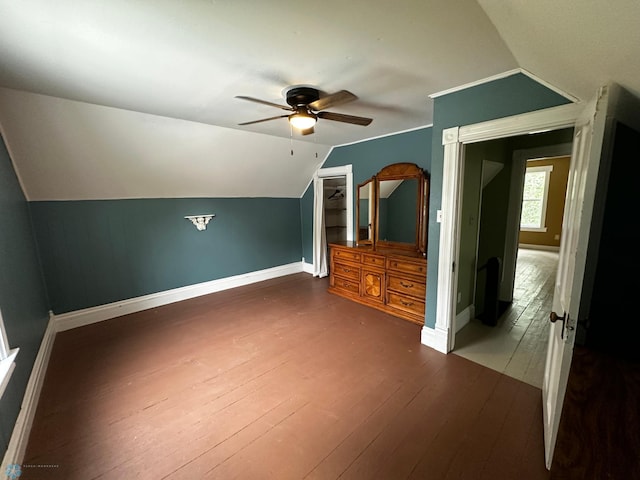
left=0, top=88, right=329, bottom=200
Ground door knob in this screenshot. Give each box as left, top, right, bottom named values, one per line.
left=549, top=311, right=565, bottom=323
left=550, top=311, right=571, bottom=339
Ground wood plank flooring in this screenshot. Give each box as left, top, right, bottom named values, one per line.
left=20, top=273, right=549, bottom=479
left=453, top=248, right=557, bottom=388
left=551, top=346, right=640, bottom=479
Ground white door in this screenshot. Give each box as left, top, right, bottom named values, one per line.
left=541, top=86, right=611, bottom=468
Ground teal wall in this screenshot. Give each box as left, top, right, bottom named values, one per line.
left=425, top=73, right=571, bottom=328
left=0, top=136, right=49, bottom=453
left=30, top=198, right=302, bottom=314
left=301, top=128, right=432, bottom=261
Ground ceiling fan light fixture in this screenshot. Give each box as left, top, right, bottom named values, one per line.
left=289, top=111, right=317, bottom=130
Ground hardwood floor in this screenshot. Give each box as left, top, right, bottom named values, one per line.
left=551, top=346, right=640, bottom=479
left=21, top=273, right=549, bottom=479
left=453, top=248, right=557, bottom=388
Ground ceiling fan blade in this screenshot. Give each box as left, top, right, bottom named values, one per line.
left=308, top=90, right=357, bottom=111
left=317, top=111, right=372, bottom=126
left=301, top=126, right=315, bottom=136
left=238, top=114, right=289, bottom=126
left=235, top=96, right=293, bottom=111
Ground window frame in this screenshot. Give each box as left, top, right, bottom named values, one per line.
left=520, top=164, right=554, bottom=232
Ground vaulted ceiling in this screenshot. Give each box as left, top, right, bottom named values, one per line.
left=0, top=0, right=638, bottom=200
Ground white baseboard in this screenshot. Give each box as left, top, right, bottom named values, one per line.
left=455, top=305, right=474, bottom=333
left=2, top=315, right=57, bottom=477
left=302, top=260, right=314, bottom=275
left=2, top=262, right=309, bottom=476
left=518, top=243, right=560, bottom=252
left=421, top=325, right=449, bottom=354
left=54, top=262, right=305, bottom=332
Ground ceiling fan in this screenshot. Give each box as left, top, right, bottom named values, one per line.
left=235, top=86, right=372, bottom=135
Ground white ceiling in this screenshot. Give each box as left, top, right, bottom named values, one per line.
left=0, top=0, right=638, bottom=200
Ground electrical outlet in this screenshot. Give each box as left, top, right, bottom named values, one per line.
left=554, top=234, right=560, bottom=240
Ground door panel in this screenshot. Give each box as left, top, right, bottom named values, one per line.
left=542, top=86, right=611, bottom=468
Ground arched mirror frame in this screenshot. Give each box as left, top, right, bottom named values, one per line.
left=356, top=162, right=429, bottom=255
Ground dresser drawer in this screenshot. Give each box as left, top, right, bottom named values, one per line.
left=387, top=291, right=425, bottom=317
left=332, top=261, right=360, bottom=281
left=331, top=277, right=360, bottom=296
left=332, top=248, right=362, bottom=263
left=387, top=257, right=427, bottom=276
left=387, top=274, right=426, bottom=299
left=362, top=253, right=385, bottom=268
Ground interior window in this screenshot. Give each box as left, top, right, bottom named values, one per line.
left=520, top=165, right=553, bottom=231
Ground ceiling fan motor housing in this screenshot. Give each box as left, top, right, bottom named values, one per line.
left=285, top=87, right=320, bottom=107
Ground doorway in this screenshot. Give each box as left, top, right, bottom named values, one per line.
left=452, top=136, right=572, bottom=387
left=323, top=177, right=348, bottom=244
left=312, top=165, right=353, bottom=278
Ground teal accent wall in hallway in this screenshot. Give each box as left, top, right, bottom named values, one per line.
left=30, top=198, right=302, bottom=314
left=0, top=135, right=49, bottom=453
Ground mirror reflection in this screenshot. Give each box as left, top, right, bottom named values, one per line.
left=377, top=178, right=419, bottom=244
left=357, top=180, right=375, bottom=244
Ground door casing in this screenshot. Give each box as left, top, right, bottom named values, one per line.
left=421, top=102, right=582, bottom=353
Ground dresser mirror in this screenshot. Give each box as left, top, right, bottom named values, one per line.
left=356, top=179, right=375, bottom=245
left=356, top=162, right=429, bottom=254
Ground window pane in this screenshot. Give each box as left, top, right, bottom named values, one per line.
left=521, top=171, right=546, bottom=228
left=522, top=172, right=545, bottom=201
left=521, top=199, right=542, bottom=227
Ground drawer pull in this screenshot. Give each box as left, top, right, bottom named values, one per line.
left=400, top=281, right=414, bottom=288
left=400, top=300, right=414, bottom=307
left=342, top=268, right=351, bottom=273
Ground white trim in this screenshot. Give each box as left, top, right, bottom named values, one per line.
left=518, top=69, right=581, bottom=103
left=521, top=165, right=554, bottom=230
left=2, top=316, right=56, bottom=474
left=0, top=123, right=31, bottom=201
left=0, top=309, right=9, bottom=360
left=315, top=164, right=353, bottom=242
left=302, top=260, right=314, bottom=274
left=54, top=262, right=305, bottom=332
left=332, top=124, right=433, bottom=148
left=300, top=146, right=337, bottom=197
left=420, top=326, right=449, bottom=354
left=432, top=127, right=462, bottom=354
left=435, top=102, right=581, bottom=355
left=459, top=103, right=582, bottom=144
left=429, top=68, right=580, bottom=103
left=455, top=305, right=474, bottom=333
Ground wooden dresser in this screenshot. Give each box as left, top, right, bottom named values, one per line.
left=328, top=241, right=427, bottom=325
